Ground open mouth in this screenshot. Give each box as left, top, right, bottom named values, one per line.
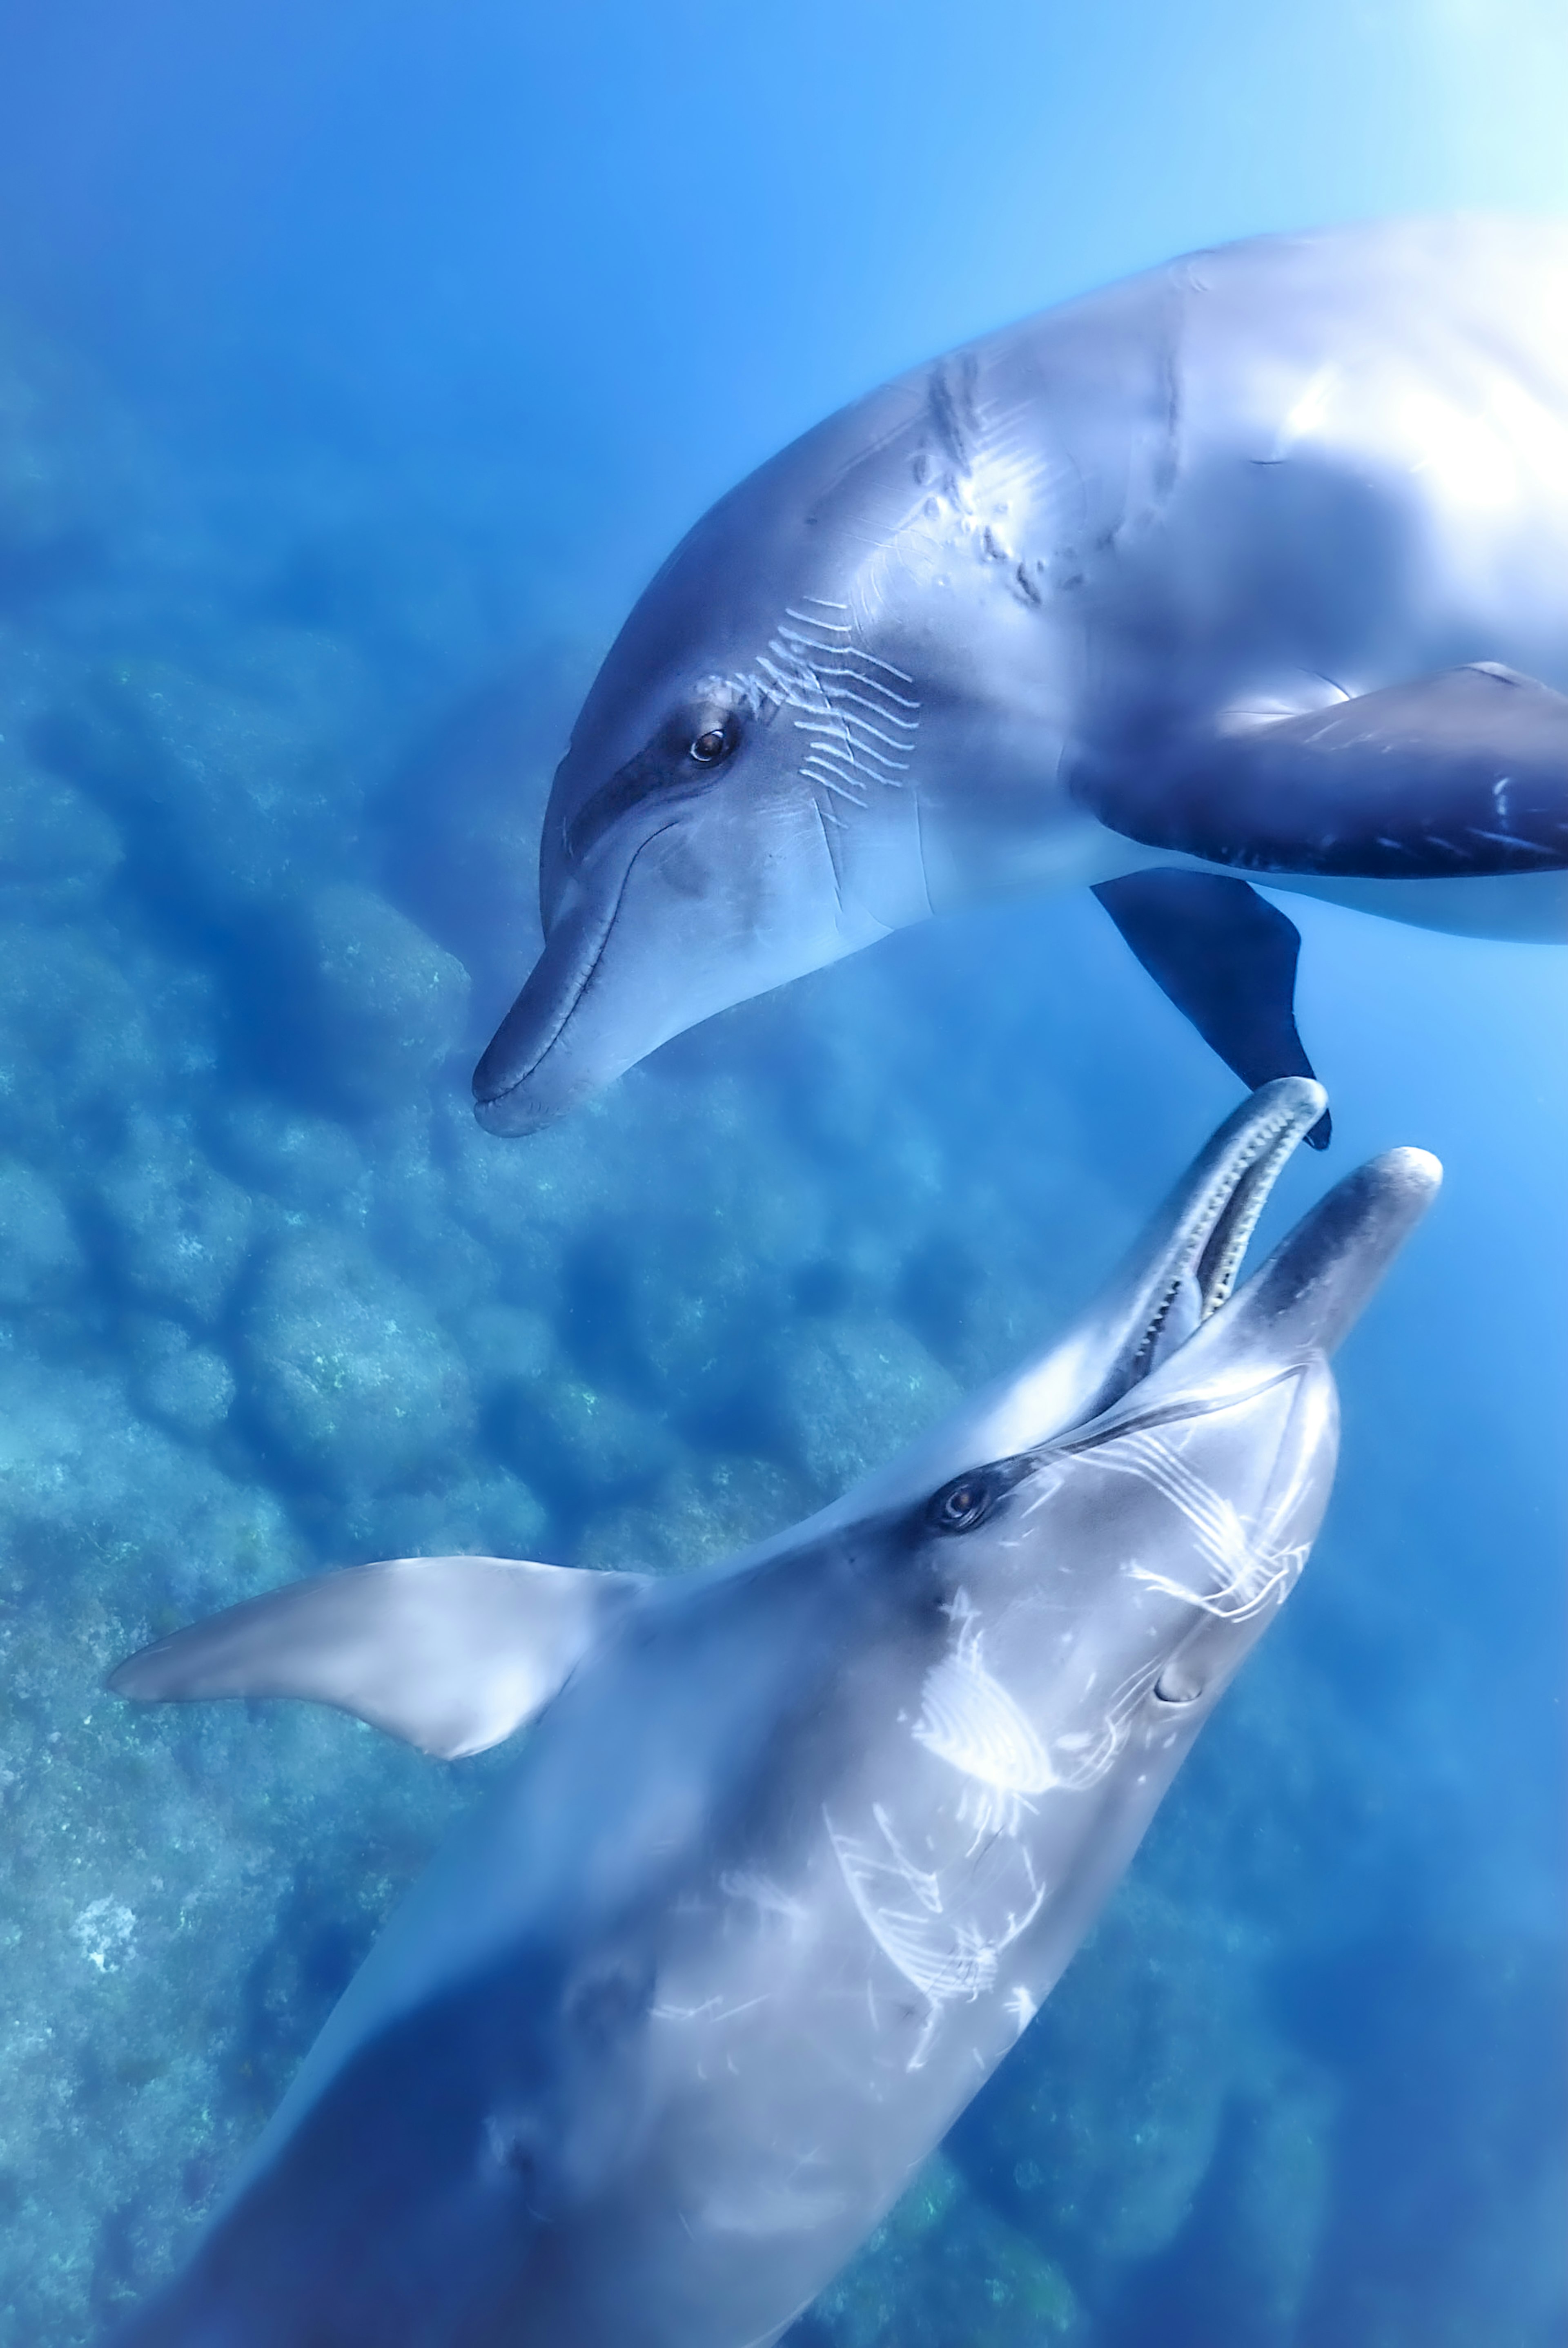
left=1084, top=1077, right=1328, bottom=1420
left=1140, top=1085, right=1323, bottom=1354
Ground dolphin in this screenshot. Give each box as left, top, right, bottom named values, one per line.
left=106, top=1081, right=1438, bottom=2348
left=472, top=215, right=1568, bottom=1142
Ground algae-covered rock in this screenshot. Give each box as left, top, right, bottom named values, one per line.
left=41, top=645, right=362, bottom=920
left=208, top=1097, right=368, bottom=1215
left=127, top=1318, right=237, bottom=1440
left=808, top=2151, right=1085, bottom=2348
left=0, top=919, right=163, bottom=1150
left=289, top=883, right=470, bottom=1110
left=450, top=1300, right=556, bottom=1391
left=949, top=1883, right=1236, bottom=2286
left=942, top=1877, right=1346, bottom=2342
left=0, top=750, right=122, bottom=915
left=0, top=1156, right=82, bottom=1306
left=576, top=1451, right=807, bottom=1574
left=241, top=1229, right=473, bottom=1495
left=98, top=1114, right=256, bottom=1325
left=347, top=1467, right=550, bottom=1565
left=0, top=1352, right=295, bottom=1618
left=774, top=1314, right=960, bottom=1498
left=498, top=1371, right=675, bottom=1513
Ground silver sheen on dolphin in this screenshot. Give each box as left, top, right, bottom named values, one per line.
left=107, top=1081, right=1439, bottom=2347
left=473, top=216, right=1568, bottom=1141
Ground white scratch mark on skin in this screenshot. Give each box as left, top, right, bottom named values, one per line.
left=827, top=1799, right=1047, bottom=2071
left=720, top=1871, right=810, bottom=1929
left=960, top=395, right=1066, bottom=544
left=749, top=601, right=921, bottom=831
left=651, top=1994, right=770, bottom=2027
left=1094, top=1428, right=1305, bottom=1619
left=1007, top=1985, right=1038, bottom=2036
left=914, top=1612, right=1057, bottom=1814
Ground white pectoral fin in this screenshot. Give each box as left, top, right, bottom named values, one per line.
left=108, top=1556, right=646, bottom=1759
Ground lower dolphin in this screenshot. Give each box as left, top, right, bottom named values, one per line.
left=472, top=216, right=1568, bottom=1141
left=106, top=1081, right=1439, bottom=2347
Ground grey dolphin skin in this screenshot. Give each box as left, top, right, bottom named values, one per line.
left=473, top=217, right=1568, bottom=1142
left=108, top=1081, right=1439, bottom=2348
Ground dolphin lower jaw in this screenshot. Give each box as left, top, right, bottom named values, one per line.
left=475, top=806, right=886, bottom=1135
left=473, top=846, right=649, bottom=1133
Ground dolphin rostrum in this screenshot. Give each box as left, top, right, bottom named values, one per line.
left=107, top=1081, right=1438, bottom=2347
left=472, top=216, right=1568, bottom=1142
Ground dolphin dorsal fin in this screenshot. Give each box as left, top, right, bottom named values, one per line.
left=108, top=1556, right=646, bottom=1759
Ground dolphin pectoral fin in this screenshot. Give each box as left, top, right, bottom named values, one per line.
left=1094, top=871, right=1330, bottom=1148
left=108, top=1556, right=646, bottom=1759
left=1079, top=664, right=1568, bottom=880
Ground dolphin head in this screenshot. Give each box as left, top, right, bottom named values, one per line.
left=884, top=1093, right=1439, bottom=1795
left=473, top=362, right=1067, bottom=1135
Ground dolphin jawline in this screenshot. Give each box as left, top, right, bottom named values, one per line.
left=473, top=821, right=678, bottom=1126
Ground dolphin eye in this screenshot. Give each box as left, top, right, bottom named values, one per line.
left=928, top=1473, right=998, bottom=1534
left=689, top=722, right=733, bottom=766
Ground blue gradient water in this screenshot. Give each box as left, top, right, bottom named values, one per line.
left=0, top=4, right=1562, bottom=2341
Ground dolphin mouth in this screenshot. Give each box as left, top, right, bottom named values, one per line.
left=1082, top=1128, right=1443, bottom=1440
left=473, top=826, right=674, bottom=1135
left=1072, top=1077, right=1330, bottom=1425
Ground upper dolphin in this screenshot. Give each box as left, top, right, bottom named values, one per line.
left=106, top=1081, right=1438, bottom=2347
left=472, top=216, right=1568, bottom=1139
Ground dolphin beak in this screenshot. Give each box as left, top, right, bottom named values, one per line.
left=473, top=909, right=602, bottom=1136
left=472, top=846, right=655, bottom=1135
left=1209, top=1143, right=1443, bottom=1365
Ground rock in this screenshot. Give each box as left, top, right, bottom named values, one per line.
left=39, top=648, right=360, bottom=922
left=948, top=1883, right=1248, bottom=2302
left=0, top=919, right=163, bottom=1152
left=498, top=1372, right=675, bottom=1516
left=773, top=1314, right=960, bottom=1498
left=0, top=1156, right=82, bottom=1305
left=241, top=1230, right=473, bottom=1496
left=450, top=1301, right=556, bottom=1391
left=0, top=750, right=122, bottom=916
left=576, top=1452, right=808, bottom=1575
left=809, top=2152, right=1085, bottom=2348
left=98, top=1114, right=256, bottom=1325
left=128, top=1319, right=236, bottom=1439
left=0, top=1351, right=296, bottom=1618
left=287, top=885, right=470, bottom=1111
left=207, top=1097, right=368, bottom=1215
left=346, top=1469, right=550, bottom=1566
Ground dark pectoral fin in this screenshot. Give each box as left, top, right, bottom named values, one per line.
left=1094, top=869, right=1330, bottom=1146
left=1078, top=664, right=1568, bottom=878
left=109, top=1555, right=646, bottom=1759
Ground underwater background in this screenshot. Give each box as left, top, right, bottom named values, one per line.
left=0, top=0, right=1563, bottom=2340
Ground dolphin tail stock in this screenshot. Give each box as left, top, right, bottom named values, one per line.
left=1076, top=662, right=1568, bottom=884
left=1092, top=870, right=1330, bottom=1148
left=108, top=1554, right=648, bottom=1759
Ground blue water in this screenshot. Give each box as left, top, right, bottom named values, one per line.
left=0, top=3, right=1564, bottom=2341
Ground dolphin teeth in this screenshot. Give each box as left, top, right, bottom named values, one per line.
left=1131, top=1087, right=1324, bottom=1375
